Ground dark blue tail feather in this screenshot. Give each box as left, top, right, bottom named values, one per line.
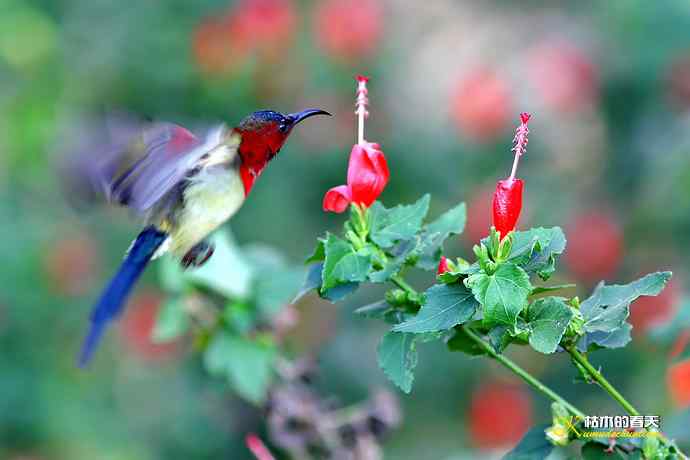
left=78, top=226, right=167, bottom=367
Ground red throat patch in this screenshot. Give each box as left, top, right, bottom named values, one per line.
left=240, top=164, right=257, bottom=196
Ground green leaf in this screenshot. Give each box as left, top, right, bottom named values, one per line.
left=469, top=263, right=532, bottom=328
left=526, top=297, right=573, bottom=354
left=305, top=239, right=325, bottom=263
left=185, top=231, right=253, bottom=298
left=322, top=233, right=372, bottom=291
left=377, top=332, right=418, bottom=393
left=577, top=323, right=632, bottom=352
left=254, top=266, right=304, bottom=317
left=581, top=272, right=672, bottom=333
left=415, top=202, right=467, bottom=270
left=447, top=327, right=486, bottom=356
left=509, top=227, right=566, bottom=280
left=369, top=195, right=430, bottom=248
left=223, top=301, right=254, bottom=334
left=487, top=325, right=513, bottom=353
left=393, top=284, right=477, bottom=333
left=203, top=333, right=276, bottom=405
left=151, top=297, right=189, bottom=343
left=426, top=202, right=467, bottom=236
left=369, top=239, right=416, bottom=283
left=503, top=424, right=553, bottom=460
left=293, top=263, right=324, bottom=303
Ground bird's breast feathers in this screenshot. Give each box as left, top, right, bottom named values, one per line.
left=165, top=165, right=246, bottom=258
left=155, top=131, right=245, bottom=259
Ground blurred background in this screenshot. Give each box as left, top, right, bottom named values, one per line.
left=2, top=0, right=690, bottom=458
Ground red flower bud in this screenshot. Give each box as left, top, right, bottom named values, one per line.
left=491, top=113, right=530, bottom=238
left=437, top=256, right=450, bottom=275
left=323, top=141, right=389, bottom=213
left=492, top=178, right=524, bottom=238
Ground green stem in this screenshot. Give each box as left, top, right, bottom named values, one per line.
left=390, top=275, right=417, bottom=297
left=566, top=346, right=686, bottom=457
left=463, top=327, right=585, bottom=419
left=565, top=346, right=639, bottom=416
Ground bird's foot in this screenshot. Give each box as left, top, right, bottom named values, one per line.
left=180, top=242, right=215, bottom=269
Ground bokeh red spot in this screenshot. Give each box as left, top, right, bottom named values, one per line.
left=119, top=291, right=180, bottom=362
left=667, top=53, right=690, bottom=110
left=667, top=359, right=690, bottom=408
left=451, top=68, right=513, bottom=141
left=44, top=234, right=99, bottom=296
left=193, top=0, right=296, bottom=75
left=564, top=210, right=623, bottom=283
left=468, top=382, right=533, bottom=449
left=465, top=185, right=495, bottom=244
left=528, top=42, right=598, bottom=113
left=314, top=0, right=383, bottom=61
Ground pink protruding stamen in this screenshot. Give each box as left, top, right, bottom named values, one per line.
left=355, top=75, right=370, bottom=145
left=509, top=112, right=531, bottom=181
left=246, top=434, right=276, bottom=460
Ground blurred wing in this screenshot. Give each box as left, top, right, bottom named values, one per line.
left=62, top=115, right=229, bottom=216
left=123, top=124, right=228, bottom=213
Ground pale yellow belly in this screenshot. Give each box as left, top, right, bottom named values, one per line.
left=167, top=168, right=245, bottom=258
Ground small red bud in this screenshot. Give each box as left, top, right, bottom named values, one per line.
left=437, top=256, right=450, bottom=275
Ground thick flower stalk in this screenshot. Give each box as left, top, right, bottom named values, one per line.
left=492, top=112, right=531, bottom=238
left=323, top=76, right=390, bottom=213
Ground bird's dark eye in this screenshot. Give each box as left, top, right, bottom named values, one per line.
left=278, top=123, right=289, bottom=133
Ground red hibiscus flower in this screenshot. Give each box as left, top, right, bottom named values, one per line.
left=323, top=141, right=389, bottom=213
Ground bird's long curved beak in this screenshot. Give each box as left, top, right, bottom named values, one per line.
left=288, top=108, right=332, bottom=126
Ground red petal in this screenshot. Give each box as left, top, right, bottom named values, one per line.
left=492, top=178, right=523, bottom=237
left=347, top=142, right=389, bottom=207
left=323, top=185, right=351, bottom=213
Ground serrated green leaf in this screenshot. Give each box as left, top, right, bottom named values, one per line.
left=394, top=284, right=477, bottom=333
left=508, top=227, right=566, bottom=280
left=503, top=424, right=553, bottom=460
left=322, top=234, right=372, bottom=291
left=377, top=332, right=418, bottom=393
left=203, top=333, right=276, bottom=405
left=369, top=195, right=430, bottom=248
left=305, top=239, right=326, bottom=263
left=152, top=297, right=189, bottom=343
left=415, top=203, right=467, bottom=270
left=470, top=263, right=532, bottom=328
left=526, top=297, right=573, bottom=354
left=581, top=272, right=672, bottom=333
